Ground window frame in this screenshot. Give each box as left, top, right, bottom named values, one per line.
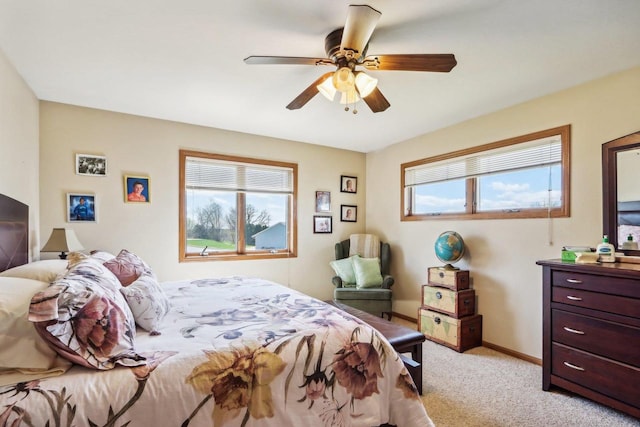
left=179, top=149, right=298, bottom=261
left=401, top=125, right=571, bottom=221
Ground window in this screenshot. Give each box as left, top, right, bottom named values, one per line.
left=401, top=125, right=570, bottom=221
left=179, top=150, right=297, bottom=261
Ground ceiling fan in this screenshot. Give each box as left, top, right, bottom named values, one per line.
left=244, top=4, right=457, bottom=113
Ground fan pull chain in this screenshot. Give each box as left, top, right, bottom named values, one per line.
left=345, top=101, right=358, bottom=114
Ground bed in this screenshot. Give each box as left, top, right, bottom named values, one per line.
left=0, top=193, right=433, bottom=427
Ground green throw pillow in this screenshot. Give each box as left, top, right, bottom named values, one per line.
left=353, top=256, right=383, bottom=289
left=330, top=255, right=359, bottom=286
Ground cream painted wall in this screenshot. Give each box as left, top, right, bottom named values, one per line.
left=0, top=48, right=40, bottom=258
left=39, top=102, right=366, bottom=301
left=366, top=66, right=640, bottom=359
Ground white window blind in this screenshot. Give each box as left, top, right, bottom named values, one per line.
left=186, top=157, right=294, bottom=194
left=405, top=135, right=562, bottom=187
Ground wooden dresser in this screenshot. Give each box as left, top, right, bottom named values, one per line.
left=537, top=260, right=640, bottom=418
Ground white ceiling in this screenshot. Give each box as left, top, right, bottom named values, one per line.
left=1, top=0, right=639, bottom=153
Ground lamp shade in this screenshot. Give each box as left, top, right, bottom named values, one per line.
left=41, top=228, right=84, bottom=259
left=333, top=67, right=355, bottom=92
left=339, top=89, right=360, bottom=105
left=354, top=71, right=378, bottom=98
left=317, top=76, right=337, bottom=101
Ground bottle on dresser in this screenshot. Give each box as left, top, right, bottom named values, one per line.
left=596, top=235, right=616, bottom=262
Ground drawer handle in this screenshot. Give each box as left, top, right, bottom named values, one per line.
left=435, top=291, right=442, bottom=299
left=563, top=326, right=585, bottom=335
left=566, top=295, right=583, bottom=301
left=463, top=299, right=471, bottom=306
left=565, top=278, right=583, bottom=284
left=563, top=361, right=585, bottom=371
left=434, top=317, right=441, bottom=325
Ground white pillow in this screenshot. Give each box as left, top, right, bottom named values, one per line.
left=0, top=260, right=69, bottom=283
left=120, top=271, right=170, bottom=334
left=0, top=277, right=72, bottom=384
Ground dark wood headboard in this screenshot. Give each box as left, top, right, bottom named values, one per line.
left=0, top=193, right=29, bottom=272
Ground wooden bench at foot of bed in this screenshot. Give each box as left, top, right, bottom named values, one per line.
left=326, top=300, right=426, bottom=395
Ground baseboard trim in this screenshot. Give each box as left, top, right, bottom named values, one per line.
left=482, top=341, right=542, bottom=365
left=392, top=311, right=542, bottom=366
left=392, top=311, right=416, bottom=324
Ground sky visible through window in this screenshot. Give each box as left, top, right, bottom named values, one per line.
left=186, top=189, right=287, bottom=225
left=414, top=165, right=561, bottom=213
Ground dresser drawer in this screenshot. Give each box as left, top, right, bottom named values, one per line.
left=421, top=286, right=475, bottom=318
left=552, top=270, right=640, bottom=298
left=552, top=343, right=640, bottom=409
left=552, top=309, right=640, bottom=366
left=552, top=286, right=640, bottom=319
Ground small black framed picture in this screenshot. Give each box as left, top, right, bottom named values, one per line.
left=313, top=215, right=332, bottom=234
left=315, top=191, right=331, bottom=212
left=341, top=205, right=357, bottom=222
left=340, top=175, right=357, bottom=193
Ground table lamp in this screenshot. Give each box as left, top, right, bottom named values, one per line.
left=41, top=228, right=84, bottom=259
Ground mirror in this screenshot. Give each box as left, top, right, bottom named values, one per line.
left=602, top=131, right=640, bottom=255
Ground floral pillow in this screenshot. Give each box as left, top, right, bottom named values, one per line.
left=120, top=271, right=170, bottom=334
left=89, top=250, right=116, bottom=263
left=29, top=257, right=145, bottom=370
left=103, top=249, right=153, bottom=286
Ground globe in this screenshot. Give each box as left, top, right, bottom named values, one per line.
left=434, top=231, right=465, bottom=270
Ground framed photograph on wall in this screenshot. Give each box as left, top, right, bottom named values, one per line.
left=313, top=215, right=332, bottom=234
left=340, top=204, right=357, bottom=222
left=315, top=191, right=331, bottom=212
left=67, top=193, right=97, bottom=222
left=124, top=175, right=150, bottom=203
left=76, top=154, right=107, bottom=176
left=340, top=175, right=357, bottom=193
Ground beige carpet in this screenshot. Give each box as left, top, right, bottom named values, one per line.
left=393, top=319, right=639, bottom=427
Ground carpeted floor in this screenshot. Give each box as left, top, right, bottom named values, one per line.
left=393, top=318, right=639, bottom=427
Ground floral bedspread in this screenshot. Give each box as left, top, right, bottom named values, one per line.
left=0, top=276, right=433, bottom=427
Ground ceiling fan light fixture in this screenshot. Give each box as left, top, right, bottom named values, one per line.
left=333, top=67, right=355, bottom=92
left=339, top=89, right=360, bottom=105
left=354, top=71, right=377, bottom=98
left=317, top=76, right=337, bottom=101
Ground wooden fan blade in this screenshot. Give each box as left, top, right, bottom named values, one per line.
left=340, top=5, right=381, bottom=58
left=244, top=56, right=333, bottom=66
left=286, top=72, right=334, bottom=110
left=362, top=54, right=457, bottom=72
left=362, top=87, right=390, bottom=113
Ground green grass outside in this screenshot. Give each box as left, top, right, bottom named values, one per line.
left=187, top=239, right=256, bottom=250
left=187, top=239, right=235, bottom=249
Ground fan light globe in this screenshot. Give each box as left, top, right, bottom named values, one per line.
left=317, top=77, right=337, bottom=101
left=355, top=72, right=377, bottom=97
left=339, top=89, right=360, bottom=104
left=333, top=67, right=355, bottom=92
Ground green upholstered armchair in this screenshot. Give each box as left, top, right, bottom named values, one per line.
left=332, top=238, right=394, bottom=320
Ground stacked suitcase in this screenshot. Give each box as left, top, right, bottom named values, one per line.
left=418, top=267, right=482, bottom=352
